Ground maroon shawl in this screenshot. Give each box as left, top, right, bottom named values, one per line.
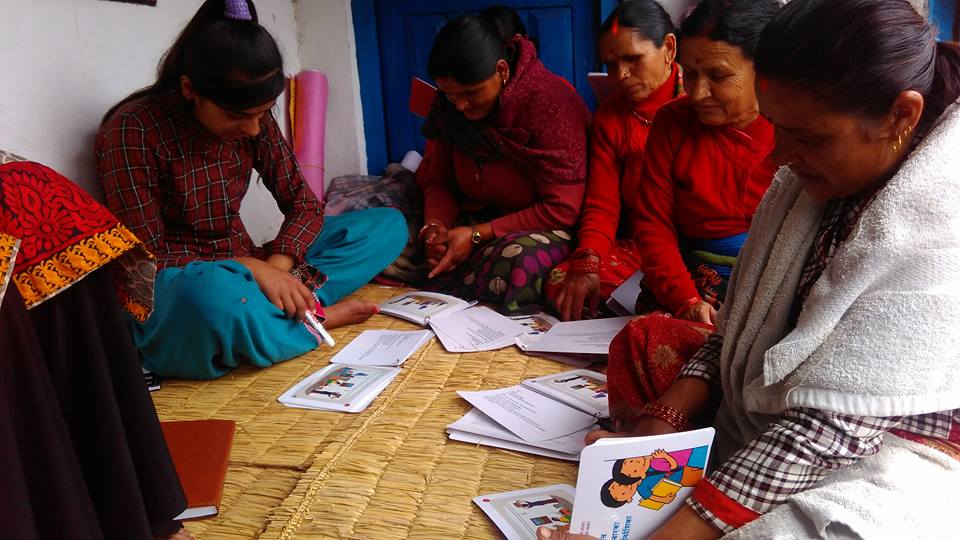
left=422, top=37, right=589, bottom=185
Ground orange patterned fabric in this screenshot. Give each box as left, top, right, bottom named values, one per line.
left=0, top=161, right=154, bottom=320
left=0, top=232, right=19, bottom=308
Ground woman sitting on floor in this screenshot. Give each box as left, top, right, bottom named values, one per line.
left=416, top=13, right=591, bottom=314
left=547, top=0, right=684, bottom=322
left=548, top=0, right=960, bottom=538
left=0, top=153, right=190, bottom=539
left=97, top=0, right=406, bottom=380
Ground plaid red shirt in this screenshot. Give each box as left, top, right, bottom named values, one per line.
left=96, top=92, right=324, bottom=270
left=678, top=194, right=960, bottom=533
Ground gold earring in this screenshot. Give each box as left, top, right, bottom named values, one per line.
left=893, top=133, right=903, bottom=154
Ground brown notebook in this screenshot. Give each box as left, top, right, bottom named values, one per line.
left=161, top=419, right=235, bottom=520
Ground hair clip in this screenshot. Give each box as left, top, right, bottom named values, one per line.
left=224, top=0, right=252, bottom=21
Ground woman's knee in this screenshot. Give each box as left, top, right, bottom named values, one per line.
left=160, top=261, right=259, bottom=324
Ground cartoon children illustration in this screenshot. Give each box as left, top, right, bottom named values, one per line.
left=311, top=389, right=342, bottom=399
left=599, top=447, right=706, bottom=509
left=514, top=497, right=560, bottom=509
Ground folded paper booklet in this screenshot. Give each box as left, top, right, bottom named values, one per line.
left=511, top=312, right=594, bottom=368
left=454, top=369, right=608, bottom=444
left=328, top=329, right=433, bottom=366
left=446, top=408, right=590, bottom=461
left=475, top=484, right=576, bottom=540
left=278, top=363, right=400, bottom=413
left=430, top=306, right=526, bottom=352
left=569, top=427, right=715, bottom=540
left=518, top=316, right=634, bottom=357
left=606, top=270, right=644, bottom=317
left=380, top=291, right=476, bottom=325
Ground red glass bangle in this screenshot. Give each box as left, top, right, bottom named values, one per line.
left=638, top=402, right=689, bottom=432
left=569, top=259, right=601, bottom=274
left=675, top=296, right=702, bottom=317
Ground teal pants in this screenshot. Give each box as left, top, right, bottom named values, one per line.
left=133, top=208, right=406, bottom=380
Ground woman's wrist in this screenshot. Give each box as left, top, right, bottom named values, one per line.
left=569, top=248, right=600, bottom=274
left=638, top=401, right=690, bottom=432
left=675, top=296, right=703, bottom=318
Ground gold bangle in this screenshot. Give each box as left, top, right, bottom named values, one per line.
left=638, top=402, right=689, bottom=432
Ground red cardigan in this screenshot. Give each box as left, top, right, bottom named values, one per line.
left=577, top=63, right=682, bottom=255
left=628, top=96, right=777, bottom=313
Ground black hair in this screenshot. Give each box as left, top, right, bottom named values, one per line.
left=103, top=0, right=284, bottom=123
left=680, top=0, right=782, bottom=60
left=480, top=5, right=527, bottom=41
left=599, top=478, right=629, bottom=508
left=428, top=14, right=517, bottom=85
left=600, top=0, right=676, bottom=48
left=755, top=0, right=960, bottom=139
left=611, top=458, right=643, bottom=484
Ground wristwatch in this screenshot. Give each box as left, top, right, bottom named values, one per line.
left=471, top=227, right=483, bottom=245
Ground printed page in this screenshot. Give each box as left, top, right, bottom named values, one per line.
left=447, top=408, right=590, bottom=455
left=329, top=329, right=433, bottom=366
left=522, top=317, right=634, bottom=355
left=278, top=364, right=401, bottom=413
left=569, top=427, right=715, bottom=540
left=457, top=386, right=597, bottom=442
left=510, top=312, right=560, bottom=350
left=379, top=291, right=472, bottom=325
left=522, top=369, right=609, bottom=418
left=606, top=269, right=644, bottom=316
left=447, top=430, right=579, bottom=462
left=429, top=306, right=525, bottom=352
left=474, top=484, right=577, bottom=540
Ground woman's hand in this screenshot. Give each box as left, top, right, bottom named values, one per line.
left=553, top=270, right=601, bottom=321
left=421, top=222, right=449, bottom=267
left=428, top=226, right=474, bottom=278
left=647, top=505, right=722, bottom=540
left=678, top=300, right=717, bottom=325
left=235, top=256, right=316, bottom=320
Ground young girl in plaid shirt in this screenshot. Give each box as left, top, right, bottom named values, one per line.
left=96, top=0, right=406, bottom=380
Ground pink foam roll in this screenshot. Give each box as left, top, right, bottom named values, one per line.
left=293, top=70, right=329, bottom=201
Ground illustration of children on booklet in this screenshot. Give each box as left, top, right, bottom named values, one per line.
left=599, top=445, right=707, bottom=511
left=306, top=366, right=370, bottom=400
left=554, top=374, right=608, bottom=400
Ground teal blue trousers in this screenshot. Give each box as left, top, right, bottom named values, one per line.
left=133, top=208, right=406, bottom=380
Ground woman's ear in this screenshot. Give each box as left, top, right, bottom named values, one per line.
left=496, top=59, right=511, bottom=84
left=180, top=75, right=198, bottom=104
left=889, top=89, right=924, bottom=136
left=662, top=33, right=677, bottom=65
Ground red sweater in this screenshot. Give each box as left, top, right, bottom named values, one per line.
left=628, top=96, right=776, bottom=313
left=577, top=64, right=682, bottom=255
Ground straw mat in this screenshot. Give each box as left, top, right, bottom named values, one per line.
left=153, top=285, right=585, bottom=539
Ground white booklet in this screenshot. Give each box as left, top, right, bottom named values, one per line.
left=519, top=316, right=634, bottom=356
left=328, top=329, right=433, bottom=366
left=278, top=363, right=401, bottom=413
left=606, top=269, right=644, bottom=316
left=588, top=72, right=620, bottom=103
left=569, top=427, right=715, bottom=539
left=380, top=291, right=476, bottom=325
left=446, top=408, right=590, bottom=460
left=474, top=484, right=576, bottom=540
left=522, top=369, right=609, bottom=418
left=511, top=313, right=595, bottom=368
left=429, top=306, right=525, bottom=352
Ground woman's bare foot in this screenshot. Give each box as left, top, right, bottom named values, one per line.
left=323, top=299, right=380, bottom=329
left=156, top=527, right=195, bottom=540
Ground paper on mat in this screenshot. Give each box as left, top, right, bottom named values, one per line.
left=522, top=369, right=609, bottom=418
left=429, top=306, right=525, bottom=352
left=278, top=364, right=400, bottom=413
left=329, top=329, right=433, bottom=366
left=474, top=484, right=576, bottom=540
left=606, top=269, right=644, bottom=316
left=448, top=408, right=589, bottom=455
left=521, top=317, right=634, bottom=356
left=447, top=430, right=579, bottom=461
left=457, top=386, right=597, bottom=442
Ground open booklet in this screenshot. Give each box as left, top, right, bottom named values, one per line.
left=328, top=329, right=433, bottom=366
left=511, top=312, right=595, bottom=368
left=430, top=306, right=526, bottom=352
left=447, top=408, right=590, bottom=461
left=380, top=291, right=476, bottom=325
left=517, top=316, right=634, bottom=357
left=278, top=363, right=400, bottom=413
left=453, top=368, right=608, bottom=447
left=474, top=484, right=576, bottom=540
left=569, top=427, right=715, bottom=539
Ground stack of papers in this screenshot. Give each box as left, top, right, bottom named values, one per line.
left=517, top=317, right=634, bottom=357
left=511, top=312, right=593, bottom=368
left=447, top=369, right=609, bottom=460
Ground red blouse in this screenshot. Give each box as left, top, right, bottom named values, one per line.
left=577, top=63, right=682, bottom=255
left=628, top=96, right=777, bottom=313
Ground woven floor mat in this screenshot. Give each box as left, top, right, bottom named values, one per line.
left=154, top=285, right=588, bottom=539
left=182, top=465, right=301, bottom=539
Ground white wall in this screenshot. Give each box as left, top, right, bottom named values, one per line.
left=0, top=0, right=305, bottom=244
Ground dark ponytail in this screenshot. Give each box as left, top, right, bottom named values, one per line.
left=600, top=0, right=675, bottom=48
left=427, top=14, right=517, bottom=85
left=755, top=0, right=960, bottom=138
left=479, top=5, right=527, bottom=42
left=103, top=0, right=284, bottom=123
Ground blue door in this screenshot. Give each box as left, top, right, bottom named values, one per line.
left=354, top=0, right=603, bottom=174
